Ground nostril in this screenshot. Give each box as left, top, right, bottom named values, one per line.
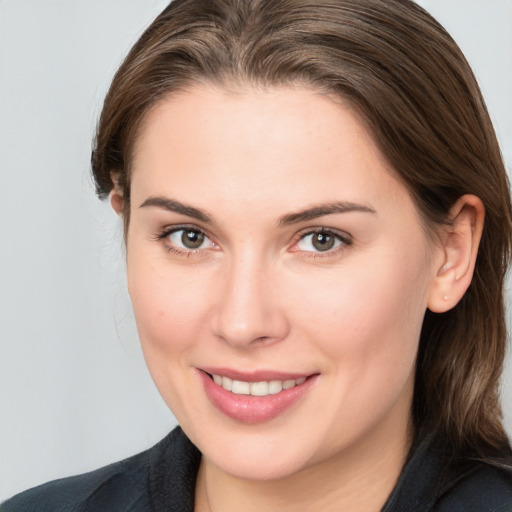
left=253, top=336, right=271, bottom=344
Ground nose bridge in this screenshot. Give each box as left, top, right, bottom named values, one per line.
left=211, top=248, right=288, bottom=347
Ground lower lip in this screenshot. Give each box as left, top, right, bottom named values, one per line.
left=199, top=371, right=318, bottom=424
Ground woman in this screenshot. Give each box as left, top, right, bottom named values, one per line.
left=3, top=0, right=512, bottom=510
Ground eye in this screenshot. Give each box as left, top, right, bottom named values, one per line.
left=295, top=230, right=350, bottom=253
left=159, top=227, right=217, bottom=252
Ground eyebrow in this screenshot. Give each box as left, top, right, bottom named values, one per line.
left=278, top=202, right=376, bottom=225
left=139, top=196, right=214, bottom=224
left=140, top=196, right=376, bottom=226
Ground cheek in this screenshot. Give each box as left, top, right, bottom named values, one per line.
left=126, top=258, right=217, bottom=416
left=127, top=255, right=212, bottom=358
left=292, top=255, right=428, bottom=441
left=293, top=246, right=431, bottom=385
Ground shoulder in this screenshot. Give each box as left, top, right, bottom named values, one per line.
left=1, top=449, right=151, bottom=512
left=1, top=427, right=198, bottom=512
left=383, top=433, right=512, bottom=512
left=434, top=460, right=512, bottom=512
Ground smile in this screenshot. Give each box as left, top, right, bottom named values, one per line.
left=199, top=369, right=318, bottom=423
left=211, top=374, right=307, bottom=396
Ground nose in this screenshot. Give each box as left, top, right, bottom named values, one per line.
left=210, top=254, right=290, bottom=348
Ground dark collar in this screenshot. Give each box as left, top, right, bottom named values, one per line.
left=148, top=427, right=508, bottom=512
left=381, top=433, right=476, bottom=512
left=149, top=427, right=201, bottom=512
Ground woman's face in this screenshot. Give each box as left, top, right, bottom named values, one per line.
left=126, top=85, right=442, bottom=480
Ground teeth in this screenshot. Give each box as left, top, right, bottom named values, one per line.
left=282, top=379, right=296, bottom=390
left=211, top=374, right=307, bottom=396
left=250, top=381, right=269, bottom=396
left=268, top=380, right=283, bottom=394
left=231, top=380, right=250, bottom=395
left=222, top=377, right=233, bottom=391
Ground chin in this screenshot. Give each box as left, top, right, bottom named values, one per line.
left=211, top=447, right=312, bottom=481
left=184, top=417, right=320, bottom=481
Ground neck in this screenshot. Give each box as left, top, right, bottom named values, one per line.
left=194, top=416, right=412, bottom=512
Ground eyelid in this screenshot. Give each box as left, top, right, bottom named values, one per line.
left=153, top=224, right=352, bottom=257
left=154, top=224, right=218, bottom=252
left=290, top=227, right=353, bottom=255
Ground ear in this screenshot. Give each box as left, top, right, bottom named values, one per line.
left=427, top=195, right=484, bottom=313
left=109, top=172, right=124, bottom=216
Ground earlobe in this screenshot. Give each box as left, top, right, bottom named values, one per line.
left=427, top=195, right=484, bottom=313
left=109, top=173, right=124, bottom=216
left=110, top=189, right=124, bottom=215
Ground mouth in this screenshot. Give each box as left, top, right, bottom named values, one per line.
left=198, top=368, right=319, bottom=423
left=209, top=373, right=307, bottom=396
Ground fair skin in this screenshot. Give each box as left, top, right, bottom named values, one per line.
left=111, top=85, right=483, bottom=512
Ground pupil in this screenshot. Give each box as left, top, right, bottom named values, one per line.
left=313, top=232, right=334, bottom=251
left=182, top=230, right=204, bottom=249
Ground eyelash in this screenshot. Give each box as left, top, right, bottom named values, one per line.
left=292, top=228, right=353, bottom=258
left=153, top=225, right=353, bottom=258
left=153, top=225, right=216, bottom=257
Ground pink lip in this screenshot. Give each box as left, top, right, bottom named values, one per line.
left=198, top=369, right=319, bottom=424
left=200, top=367, right=312, bottom=382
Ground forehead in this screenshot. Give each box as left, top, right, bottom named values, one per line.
left=129, top=84, right=415, bottom=221
left=132, top=83, right=375, bottom=162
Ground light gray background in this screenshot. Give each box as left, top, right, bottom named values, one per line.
left=1, top=0, right=511, bottom=501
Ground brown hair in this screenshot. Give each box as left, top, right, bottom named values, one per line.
left=92, top=0, right=512, bottom=457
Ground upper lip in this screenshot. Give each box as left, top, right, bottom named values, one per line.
left=199, top=367, right=316, bottom=382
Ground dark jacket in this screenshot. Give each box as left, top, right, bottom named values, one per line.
left=2, top=427, right=512, bottom=511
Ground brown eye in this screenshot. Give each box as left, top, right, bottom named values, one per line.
left=165, top=228, right=213, bottom=251
left=181, top=230, right=205, bottom=249
left=295, top=230, right=348, bottom=253
left=312, top=232, right=335, bottom=251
